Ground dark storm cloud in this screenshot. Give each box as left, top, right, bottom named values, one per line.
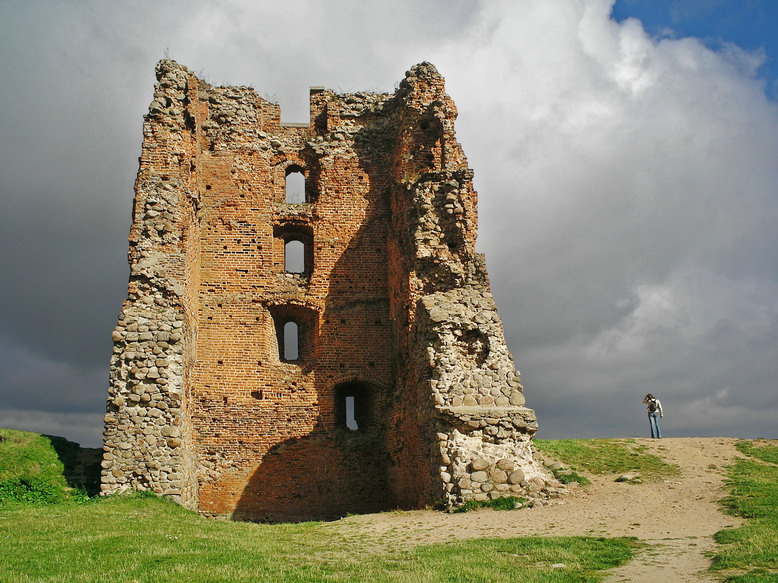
left=1, top=0, right=776, bottom=446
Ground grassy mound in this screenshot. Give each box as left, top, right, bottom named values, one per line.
left=534, top=438, right=680, bottom=481
left=0, top=428, right=93, bottom=505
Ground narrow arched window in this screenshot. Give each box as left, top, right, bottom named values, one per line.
left=335, top=382, right=372, bottom=432
left=275, top=224, right=313, bottom=276
left=283, top=321, right=299, bottom=361
left=345, top=395, right=358, bottom=430
left=269, top=304, right=317, bottom=365
left=284, top=240, right=305, bottom=273
left=285, top=171, right=305, bottom=203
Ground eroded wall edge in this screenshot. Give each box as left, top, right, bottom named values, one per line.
left=102, top=61, right=200, bottom=507
left=387, top=64, right=551, bottom=508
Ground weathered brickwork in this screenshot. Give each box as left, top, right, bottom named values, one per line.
left=102, top=60, right=553, bottom=520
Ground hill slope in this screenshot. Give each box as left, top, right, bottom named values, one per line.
left=0, top=428, right=101, bottom=503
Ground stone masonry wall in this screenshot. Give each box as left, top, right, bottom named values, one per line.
left=102, top=61, right=200, bottom=507
left=102, top=60, right=552, bottom=520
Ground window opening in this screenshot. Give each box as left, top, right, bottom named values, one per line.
left=335, top=382, right=371, bottom=432
left=283, top=321, right=299, bottom=360
left=269, top=304, right=317, bottom=365
left=284, top=239, right=305, bottom=273
left=274, top=224, right=313, bottom=276
left=285, top=171, right=305, bottom=203
left=345, top=396, right=358, bottom=430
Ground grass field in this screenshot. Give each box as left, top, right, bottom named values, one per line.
left=1, top=427, right=635, bottom=583
left=1, top=494, right=635, bottom=583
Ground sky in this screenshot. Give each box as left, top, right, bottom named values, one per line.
left=1, top=0, right=776, bottom=447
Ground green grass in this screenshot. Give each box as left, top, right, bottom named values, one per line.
left=534, top=439, right=680, bottom=480
left=712, top=439, right=778, bottom=582
left=0, top=428, right=88, bottom=505
left=552, top=468, right=590, bottom=486
left=0, top=493, right=636, bottom=582
left=407, top=536, right=636, bottom=583
left=0, top=428, right=67, bottom=483
left=736, top=439, right=778, bottom=465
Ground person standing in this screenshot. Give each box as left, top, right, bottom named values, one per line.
left=643, top=393, right=663, bottom=438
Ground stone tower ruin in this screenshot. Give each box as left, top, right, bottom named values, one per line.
left=102, top=60, right=546, bottom=521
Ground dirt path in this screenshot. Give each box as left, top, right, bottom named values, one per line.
left=327, top=437, right=743, bottom=582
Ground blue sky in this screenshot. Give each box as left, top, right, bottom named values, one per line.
left=1, top=0, right=777, bottom=446
left=614, top=0, right=778, bottom=96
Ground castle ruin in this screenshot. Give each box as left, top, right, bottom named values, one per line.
left=101, top=60, right=549, bottom=521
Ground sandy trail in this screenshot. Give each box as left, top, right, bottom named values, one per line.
left=327, top=437, right=743, bottom=582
